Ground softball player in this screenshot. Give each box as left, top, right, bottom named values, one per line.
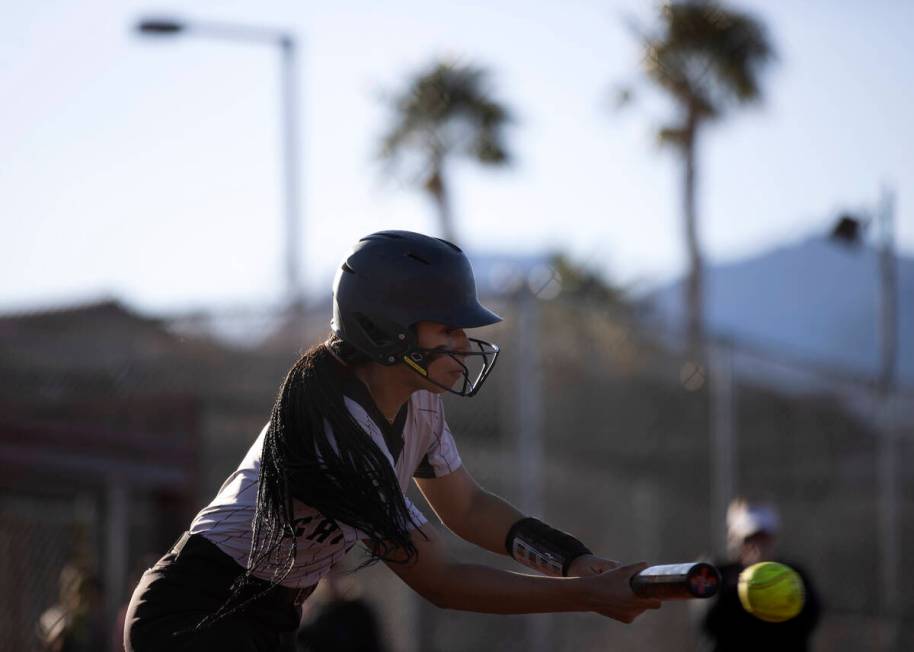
left=124, top=231, right=660, bottom=651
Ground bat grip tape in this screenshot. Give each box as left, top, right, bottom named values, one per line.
left=505, top=517, right=592, bottom=577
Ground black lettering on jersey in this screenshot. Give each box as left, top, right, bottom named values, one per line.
left=306, top=518, right=340, bottom=543
left=292, top=516, right=315, bottom=538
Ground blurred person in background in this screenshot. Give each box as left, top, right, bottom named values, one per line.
left=36, top=563, right=106, bottom=652
left=698, top=498, right=821, bottom=651
left=296, top=571, right=386, bottom=652
left=124, top=231, right=661, bottom=652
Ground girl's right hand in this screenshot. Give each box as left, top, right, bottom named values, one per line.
left=580, top=561, right=663, bottom=623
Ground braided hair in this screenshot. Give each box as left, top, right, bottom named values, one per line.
left=251, top=336, right=422, bottom=575
left=191, top=336, right=421, bottom=631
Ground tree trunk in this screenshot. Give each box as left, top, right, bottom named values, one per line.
left=682, top=111, right=704, bottom=360
left=425, top=165, right=457, bottom=245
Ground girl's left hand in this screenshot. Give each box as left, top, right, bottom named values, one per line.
left=568, top=556, right=661, bottom=621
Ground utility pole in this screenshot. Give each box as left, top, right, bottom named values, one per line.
left=875, top=187, right=899, bottom=652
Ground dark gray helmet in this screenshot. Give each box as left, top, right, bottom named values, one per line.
left=331, top=230, right=500, bottom=396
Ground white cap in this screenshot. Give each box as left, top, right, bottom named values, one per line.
left=727, top=499, right=780, bottom=541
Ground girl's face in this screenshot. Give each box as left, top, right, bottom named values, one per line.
left=414, top=321, right=470, bottom=392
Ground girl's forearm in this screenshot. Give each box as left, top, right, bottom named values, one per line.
left=456, top=489, right=525, bottom=555
left=419, top=561, right=589, bottom=614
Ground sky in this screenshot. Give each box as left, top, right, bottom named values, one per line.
left=2, top=0, right=913, bottom=314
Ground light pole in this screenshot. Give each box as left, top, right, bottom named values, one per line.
left=136, top=17, right=304, bottom=309
left=829, top=189, right=900, bottom=651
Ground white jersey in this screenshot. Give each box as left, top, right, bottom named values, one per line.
left=189, top=383, right=461, bottom=589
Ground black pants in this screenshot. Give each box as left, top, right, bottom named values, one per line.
left=125, top=534, right=304, bottom=652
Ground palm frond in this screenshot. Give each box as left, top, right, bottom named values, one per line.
left=378, top=60, right=513, bottom=177
left=643, top=1, right=774, bottom=120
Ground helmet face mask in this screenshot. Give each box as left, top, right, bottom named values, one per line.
left=403, top=337, right=500, bottom=397
left=331, top=231, right=501, bottom=397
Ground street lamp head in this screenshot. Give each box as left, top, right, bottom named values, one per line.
left=830, top=214, right=866, bottom=246
left=136, top=18, right=186, bottom=36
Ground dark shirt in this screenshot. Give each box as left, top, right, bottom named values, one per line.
left=296, top=598, right=387, bottom=652
left=702, top=561, right=821, bottom=652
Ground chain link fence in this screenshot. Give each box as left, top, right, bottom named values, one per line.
left=2, top=295, right=911, bottom=651
left=0, top=492, right=99, bottom=652
left=393, top=295, right=913, bottom=652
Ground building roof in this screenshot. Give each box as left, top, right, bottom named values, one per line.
left=647, top=236, right=914, bottom=388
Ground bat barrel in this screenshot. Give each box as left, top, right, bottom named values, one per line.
left=630, top=562, right=721, bottom=599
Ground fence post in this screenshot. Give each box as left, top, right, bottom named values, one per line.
left=709, top=343, right=736, bottom=556
left=104, top=479, right=129, bottom=629
left=876, top=394, right=899, bottom=651
left=515, top=288, right=549, bottom=652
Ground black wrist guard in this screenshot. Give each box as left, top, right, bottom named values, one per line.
left=505, top=517, right=592, bottom=577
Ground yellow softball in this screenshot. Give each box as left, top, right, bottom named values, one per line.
left=737, top=562, right=805, bottom=623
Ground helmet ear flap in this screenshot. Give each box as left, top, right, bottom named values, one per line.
left=353, top=314, right=390, bottom=348
left=350, top=313, right=416, bottom=365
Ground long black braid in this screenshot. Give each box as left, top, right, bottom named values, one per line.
left=252, top=337, right=422, bottom=570
left=187, top=337, right=422, bottom=633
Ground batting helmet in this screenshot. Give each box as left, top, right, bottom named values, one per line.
left=331, top=230, right=500, bottom=396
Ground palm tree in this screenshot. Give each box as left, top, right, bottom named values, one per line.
left=635, top=1, right=774, bottom=357
left=379, top=60, right=512, bottom=244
